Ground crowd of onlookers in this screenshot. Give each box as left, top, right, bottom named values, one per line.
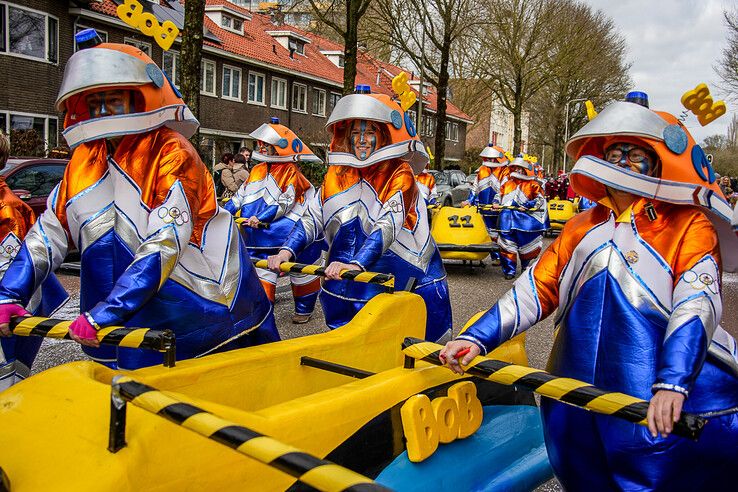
left=213, top=147, right=251, bottom=199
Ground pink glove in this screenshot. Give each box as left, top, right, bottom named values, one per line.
left=69, top=313, right=98, bottom=341
left=0, top=303, right=30, bottom=325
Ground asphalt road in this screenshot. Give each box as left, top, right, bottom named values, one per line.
left=29, top=239, right=738, bottom=491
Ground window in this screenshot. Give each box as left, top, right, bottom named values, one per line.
left=289, top=39, right=305, bottom=56
left=124, top=37, right=152, bottom=57
left=222, top=65, right=242, bottom=100
left=292, top=83, right=307, bottom=113
left=6, top=165, right=65, bottom=198
left=445, top=122, right=459, bottom=142
left=74, top=24, right=108, bottom=51
left=0, top=111, right=58, bottom=151
left=329, top=92, right=341, bottom=112
left=247, top=72, right=265, bottom=104
left=312, top=88, right=326, bottom=116
left=201, top=59, right=216, bottom=95
left=0, top=4, right=58, bottom=63
left=271, top=77, right=287, bottom=109
left=221, top=15, right=243, bottom=33
left=162, top=50, right=180, bottom=87
left=421, top=115, right=435, bottom=137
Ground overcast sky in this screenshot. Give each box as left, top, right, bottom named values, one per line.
left=581, top=0, right=736, bottom=144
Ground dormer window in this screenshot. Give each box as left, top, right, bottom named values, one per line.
left=320, top=50, right=345, bottom=68
left=267, top=31, right=311, bottom=58
left=221, top=15, right=243, bottom=33
left=289, top=39, right=305, bottom=56
left=205, top=4, right=250, bottom=34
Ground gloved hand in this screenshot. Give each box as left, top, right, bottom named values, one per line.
left=0, top=303, right=30, bottom=337
left=68, top=313, right=100, bottom=348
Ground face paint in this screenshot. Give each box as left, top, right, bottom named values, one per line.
left=604, top=143, right=657, bottom=176
left=350, top=120, right=378, bottom=161
left=85, top=90, right=133, bottom=119
left=257, top=140, right=277, bottom=156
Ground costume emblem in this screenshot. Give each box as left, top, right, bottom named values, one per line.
left=0, top=244, right=19, bottom=259
left=625, top=250, right=639, bottom=264
left=388, top=199, right=402, bottom=214
left=157, top=206, right=190, bottom=226
left=682, top=270, right=718, bottom=294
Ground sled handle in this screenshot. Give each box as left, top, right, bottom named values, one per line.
left=402, top=337, right=707, bottom=441
left=252, top=259, right=395, bottom=291
left=10, top=316, right=176, bottom=368
left=109, top=376, right=392, bottom=491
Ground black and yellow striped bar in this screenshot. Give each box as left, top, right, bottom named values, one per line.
left=112, top=377, right=391, bottom=492
left=401, top=338, right=706, bottom=441
left=235, top=217, right=270, bottom=229
left=252, top=259, right=395, bottom=290
left=476, top=204, right=541, bottom=213
left=10, top=316, right=176, bottom=367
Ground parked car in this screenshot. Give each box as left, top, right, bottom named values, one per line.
left=2, top=158, right=68, bottom=216
left=430, top=169, right=470, bottom=206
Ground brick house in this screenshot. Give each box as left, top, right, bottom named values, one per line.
left=0, top=0, right=471, bottom=167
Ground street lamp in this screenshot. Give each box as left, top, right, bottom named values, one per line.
left=563, top=98, right=588, bottom=173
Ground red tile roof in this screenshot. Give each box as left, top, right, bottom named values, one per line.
left=87, top=0, right=471, bottom=121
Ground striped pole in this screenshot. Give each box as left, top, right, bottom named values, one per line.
left=401, top=338, right=706, bottom=440
left=235, top=217, right=270, bottom=229
left=252, top=259, right=395, bottom=291
left=10, top=316, right=176, bottom=367
left=111, top=377, right=392, bottom=492
left=476, top=204, right=541, bottom=213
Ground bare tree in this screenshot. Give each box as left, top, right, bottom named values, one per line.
left=528, top=1, right=631, bottom=170
left=301, top=0, right=373, bottom=94
left=180, top=0, right=206, bottom=148
left=468, top=0, right=571, bottom=153
left=717, top=8, right=738, bottom=98
left=370, top=0, right=478, bottom=169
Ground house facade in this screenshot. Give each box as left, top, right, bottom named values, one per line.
left=1, top=0, right=471, bottom=168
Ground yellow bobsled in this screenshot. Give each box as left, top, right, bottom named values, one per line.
left=0, top=292, right=553, bottom=491
left=430, top=206, right=496, bottom=262
left=546, top=198, right=578, bottom=235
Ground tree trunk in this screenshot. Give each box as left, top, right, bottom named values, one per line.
left=180, top=0, right=206, bottom=151
left=512, top=73, right=523, bottom=153
left=433, top=35, right=452, bottom=170
left=343, top=0, right=359, bottom=95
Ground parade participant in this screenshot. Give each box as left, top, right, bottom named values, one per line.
left=443, top=99, right=738, bottom=491
left=268, top=86, right=452, bottom=341
left=494, top=155, right=546, bottom=279
left=225, top=118, right=323, bottom=324
left=464, top=144, right=510, bottom=264
left=0, top=134, right=67, bottom=389
left=415, top=168, right=438, bottom=205
left=0, top=33, right=279, bottom=370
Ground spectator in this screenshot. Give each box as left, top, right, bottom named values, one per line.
left=212, top=152, right=233, bottom=198
left=720, top=175, right=733, bottom=198
left=234, top=154, right=250, bottom=182
left=238, top=146, right=252, bottom=169
left=221, top=153, right=249, bottom=199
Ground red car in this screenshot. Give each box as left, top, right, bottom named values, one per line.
left=3, top=158, right=68, bottom=217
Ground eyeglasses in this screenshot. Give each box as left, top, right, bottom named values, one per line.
left=604, top=144, right=652, bottom=165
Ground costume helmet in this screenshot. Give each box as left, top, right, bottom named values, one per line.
left=249, top=117, right=321, bottom=164
left=508, top=155, right=535, bottom=180
left=479, top=144, right=508, bottom=167
left=56, top=30, right=198, bottom=149
left=566, top=98, right=738, bottom=271
left=325, top=85, right=428, bottom=173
